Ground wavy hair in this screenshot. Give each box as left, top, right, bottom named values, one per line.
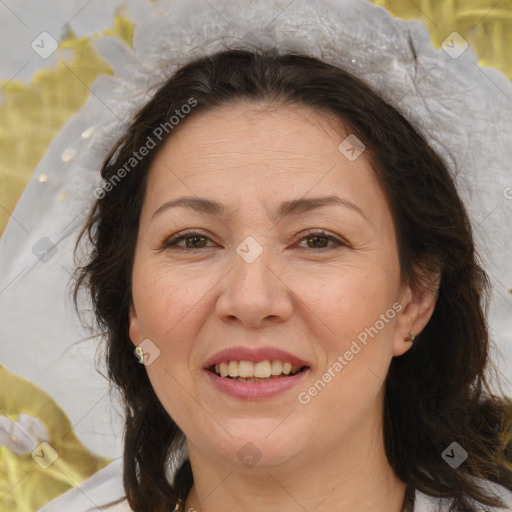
left=74, top=49, right=512, bottom=512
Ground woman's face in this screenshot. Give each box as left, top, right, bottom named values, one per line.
left=129, top=102, right=422, bottom=472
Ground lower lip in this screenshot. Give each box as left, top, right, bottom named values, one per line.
left=204, top=369, right=310, bottom=399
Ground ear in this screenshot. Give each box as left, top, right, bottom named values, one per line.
left=128, top=302, right=142, bottom=347
left=393, top=270, right=440, bottom=357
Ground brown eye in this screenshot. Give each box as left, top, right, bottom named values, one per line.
left=305, top=234, right=330, bottom=249
left=162, top=231, right=214, bottom=250
left=161, top=229, right=346, bottom=252
left=182, top=235, right=208, bottom=249
left=296, top=230, right=346, bottom=250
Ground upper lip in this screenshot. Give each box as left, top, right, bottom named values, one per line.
left=204, top=346, right=311, bottom=369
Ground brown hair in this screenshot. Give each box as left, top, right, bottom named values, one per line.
left=74, top=49, right=512, bottom=512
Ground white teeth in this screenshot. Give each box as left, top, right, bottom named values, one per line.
left=212, top=359, right=304, bottom=379
left=254, top=360, right=271, bottom=378
left=219, top=362, right=229, bottom=377
left=270, top=360, right=283, bottom=376
left=238, top=361, right=254, bottom=378
left=228, top=361, right=238, bottom=377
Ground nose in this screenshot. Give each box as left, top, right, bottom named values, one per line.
left=214, top=239, right=294, bottom=329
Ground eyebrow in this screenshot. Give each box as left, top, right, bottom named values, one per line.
left=151, top=194, right=368, bottom=223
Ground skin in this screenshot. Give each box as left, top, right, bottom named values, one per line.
left=128, top=101, right=439, bottom=512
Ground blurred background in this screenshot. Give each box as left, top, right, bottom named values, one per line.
left=1, top=1, right=511, bottom=510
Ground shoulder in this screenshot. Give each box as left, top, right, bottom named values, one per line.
left=414, top=479, right=512, bottom=512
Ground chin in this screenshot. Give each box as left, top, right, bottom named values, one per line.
left=203, top=423, right=309, bottom=472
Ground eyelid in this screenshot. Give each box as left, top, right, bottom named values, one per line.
left=293, top=228, right=348, bottom=249
left=159, top=228, right=214, bottom=250
left=159, top=228, right=348, bottom=251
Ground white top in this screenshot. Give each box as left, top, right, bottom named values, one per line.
left=36, top=458, right=512, bottom=512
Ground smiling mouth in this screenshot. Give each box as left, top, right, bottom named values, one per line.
left=208, top=359, right=309, bottom=382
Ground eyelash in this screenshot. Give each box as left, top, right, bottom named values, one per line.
left=161, top=229, right=347, bottom=252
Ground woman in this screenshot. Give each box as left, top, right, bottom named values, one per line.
left=38, top=1, right=512, bottom=511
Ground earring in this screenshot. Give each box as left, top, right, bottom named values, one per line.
left=135, top=345, right=145, bottom=364
left=404, top=333, right=416, bottom=343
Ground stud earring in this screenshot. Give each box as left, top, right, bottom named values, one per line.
left=404, top=333, right=416, bottom=343
left=135, top=345, right=145, bottom=363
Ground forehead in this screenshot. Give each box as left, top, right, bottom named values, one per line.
left=142, top=101, right=386, bottom=224
left=169, top=101, right=346, bottom=158
left=148, top=101, right=365, bottom=176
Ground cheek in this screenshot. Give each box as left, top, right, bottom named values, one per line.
left=295, top=270, right=399, bottom=424
left=131, top=268, right=202, bottom=425
left=131, top=261, right=202, bottom=335
left=130, top=261, right=218, bottom=391
left=132, top=249, right=400, bottom=349
left=300, top=262, right=399, bottom=342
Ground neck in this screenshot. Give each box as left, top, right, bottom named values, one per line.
left=183, top=408, right=406, bottom=512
